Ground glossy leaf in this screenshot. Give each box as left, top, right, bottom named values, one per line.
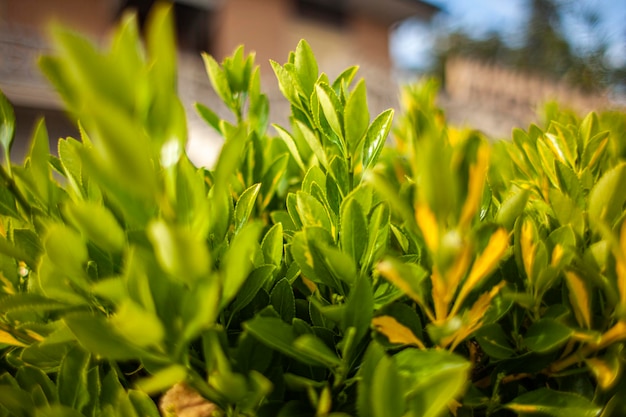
left=294, top=39, right=318, bottom=97
left=474, top=323, right=515, bottom=359
left=340, top=197, right=368, bottom=264
left=202, top=53, right=233, bottom=106
left=588, top=162, right=626, bottom=227
left=524, top=319, right=573, bottom=353
left=271, top=278, right=296, bottom=323
left=235, top=183, right=261, bottom=234
left=244, top=315, right=323, bottom=367
left=344, top=79, right=369, bottom=154
left=505, top=388, right=601, bottom=417
left=316, top=83, right=344, bottom=143
left=0, top=89, right=15, bottom=165
left=362, top=109, right=394, bottom=170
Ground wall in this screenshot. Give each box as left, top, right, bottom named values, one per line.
left=443, top=56, right=612, bottom=136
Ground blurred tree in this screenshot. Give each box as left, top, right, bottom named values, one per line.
left=434, top=0, right=623, bottom=93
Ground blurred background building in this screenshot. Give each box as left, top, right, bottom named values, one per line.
left=0, top=0, right=439, bottom=165
left=1, top=0, right=624, bottom=165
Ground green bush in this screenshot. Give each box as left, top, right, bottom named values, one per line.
left=1, top=3, right=625, bottom=416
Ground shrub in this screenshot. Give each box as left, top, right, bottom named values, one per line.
left=1, top=3, right=625, bottom=417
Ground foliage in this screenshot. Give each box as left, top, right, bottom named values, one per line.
left=436, top=0, right=623, bottom=92
left=1, top=3, right=625, bottom=416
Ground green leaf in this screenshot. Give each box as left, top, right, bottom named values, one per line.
left=357, top=342, right=385, bottom=417
left=261, top=223, right=283, bottom=267
left=134, top=364, right=187, bottom=395
left=316, top=83, right=344, bottom=143
left=235, top=183, right=261, bottom=234
left=230, top=265, right=275, bottom=314
left=16, top=366, right=57, bottom=404
left=259, top=153, right=289, bottom=209
left=296, top=191, right=332, bottom=233
left=395, top=349, right=470, bottom=417
left=44, top=223, right=88, bottom=277
left=294, top=120, right=328, bottom=168
left=524, top=319, right=573, bottom=353
left=291, top=227, right=348, bottom=292
left=0, top=293, right=70, bottom=314
left=273, top=124, right=306, bottom=172
left=294, top=39, right=318, bottom=98
left=505, top=388, right=601, bottom=417
left=26, top=118, right=52, bottom=204
left=271, top=278, right=296, bottom=323
left=342, top=275, right=373, bottom=345
left=271, top=60, right=301, bottom=107
left=361, top=202, right=390, bottom=271
left=57, top=346, right=90, bottom=411
left=332, top=66, right=359, bottom=92
left=0, top=186, right=19, bottom=218
left=371, top=354, right=404, bottom=417
left=63, top=312, right=148, bottom=360
left=0, top=89, right=15, bottom=165
left=109, top=300, right=165, bottom=349
left=0, top=385, right=35, bottom=417
left=344, top=79, right=369, bottom=155
left=496, top=187, right=530, bottom=230
left=293, top=334, right=341, bottom=369
left=220, top=221, right=263, bottom=307
left=474, top=323, right=515, bottom=359
left=588, top=162, right=626, bottom=227
left=202, top=52, right=233, bottom=107
left=147, top=220, right=210, bottom=284
left=195, top=102, right=221, bottom=133
left=244, top=315, right=322, bottom=366
left=555, top=160, right=583, bottom=206
left=362, top=109, right=394, bottom=170
left=340, top=197, right=368, bottom=264
left=58, top=137, right=85, bottom=197
left=63, top=201, right=125, bottom=252
left=128, top=390, right=161, bottom=417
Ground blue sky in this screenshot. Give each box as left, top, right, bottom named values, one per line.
left=391, top=0, right=626, bottom=69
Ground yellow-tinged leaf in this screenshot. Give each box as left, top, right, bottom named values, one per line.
left=507, top=404, right=539, bottom=413
left=521, top=219, right=536, bottom=283
left=564, top=271, right=591, bottom=329
left=378, top=260, right=435, bottom=322
left=416, top=203, right=439, bottom=252
left=0, top=273, right=16, bottom=294
left=458, top=144, right=489, bottom=229
left=431, top=268, right=449, bottom=322
left=585, top=357, right=620, bottom=389
left=444, top=281, right=506, bottom=349
left=545, top=132, right=567, bottom=163
left=598, top=321, right=626, bottom=349
left=617, top=221, right=626, bottom=305
left=444, top=245, right=472, bottom=298
left=0, top=329, right=25, bottom=346
left=25, top=330, right=44, bottom=342
left=372, top=315, right=425, bottom=349
left=551, top=244, right=564, bottom=267
left=378, top=260, right=423, bottom=305
left=588, top=136, right=608, bottom=167
left=301, top=276, right=317, bottom=293
left=452, top=229, right=508, bottom=314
